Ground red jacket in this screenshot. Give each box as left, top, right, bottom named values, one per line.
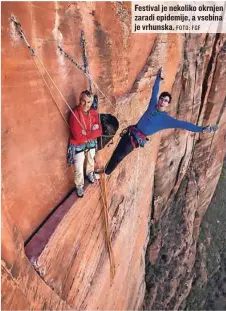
left=69, top=106, right=102, bottom=146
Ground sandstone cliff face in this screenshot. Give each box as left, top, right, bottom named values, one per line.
left=184, top=159, right=226, bottom=310
left=145, top=34, right=226, bottom=310
left=1, top=2, right=226, bottom=310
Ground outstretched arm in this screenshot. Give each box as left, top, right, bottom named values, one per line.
left=165, top=115, right=218, bottom=133
left=165, top=115, right=204, bottom=133
left=147, top=68, right=163, bottom=113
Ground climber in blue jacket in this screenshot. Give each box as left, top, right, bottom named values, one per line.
left=105, top=68, right=218, bottom=175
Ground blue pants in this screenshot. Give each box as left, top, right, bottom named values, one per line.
left=105, top=131, right=137, bottom=175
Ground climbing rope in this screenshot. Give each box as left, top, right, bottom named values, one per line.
left=11, top=15, right=94, bottom=133
left=35, top=54, right=88, bottom=130
left=58, top=45, right=116, bottom=110
left=99, top=173, right=116, bottom=280
left=31, top=56, right=69, bottom=127
left=58, top=45, right=123, bottom=163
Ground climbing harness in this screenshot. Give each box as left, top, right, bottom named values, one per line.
left=129, top=126, right=149, bottom=148
left=11, top=15, right=116, bottom=280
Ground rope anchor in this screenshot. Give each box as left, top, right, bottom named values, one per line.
left=58, top=45, right=84, bottom=71
left=58, top=45, right=116, bottom=109
left=11, top=15, right=21, bottom=26
left=11, top=15, right=35, bottom=55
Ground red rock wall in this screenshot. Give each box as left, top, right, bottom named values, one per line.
left=1, top=199, right=72, bottom=310
left=2, top=2, right=156, bottom=240
left=2, top=2, right=226, bottom=311
left=2, top=2, right=160, bottom=309
left=145, top=33, right=226, bottom=310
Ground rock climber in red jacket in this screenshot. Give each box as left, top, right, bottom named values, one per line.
left=67, top=90, right=102, bottom=197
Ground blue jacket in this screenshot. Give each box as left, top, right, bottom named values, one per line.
left=136, top=75, right=204, bottom=136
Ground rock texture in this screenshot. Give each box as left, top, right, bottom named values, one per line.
left=1, top=2, right=226, bottom=310
left=184, top=158, right=226, bottom=310
left=144, top=34, right=226, bottom=310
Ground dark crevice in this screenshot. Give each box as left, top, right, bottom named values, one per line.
left=175, top=155, right=186, bottom=186
left=151, top=192, right=155, bottom=220
left=130, top=35, right=159, bottom=94
left=191, top=42, right=200, bottom=121
left=216, top=96, right=226, bottom=126
left=112, top=196, right=124, bottom=218
left=187, top=34, right=221, bottom=167
left=203, top=40, right=225, bottom=123
left=94, top=18, right=115, bottom=105
left=198, top=34, right=221, bottom=122
left=24, top=187, right=75, bottom=246
left=169, top=135, right=190, bottom=199
left=175, top=35, right=188, bottom=118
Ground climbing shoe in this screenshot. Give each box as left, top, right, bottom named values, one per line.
left=95, top=167, right=105, bottom=174
left=76, top=186, right=84, bottom=197
left=203, top=125, right=218, bottom=133
left=87, top=172, right=95, bottom=183
left=94, top=173, right=100, bottom=180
